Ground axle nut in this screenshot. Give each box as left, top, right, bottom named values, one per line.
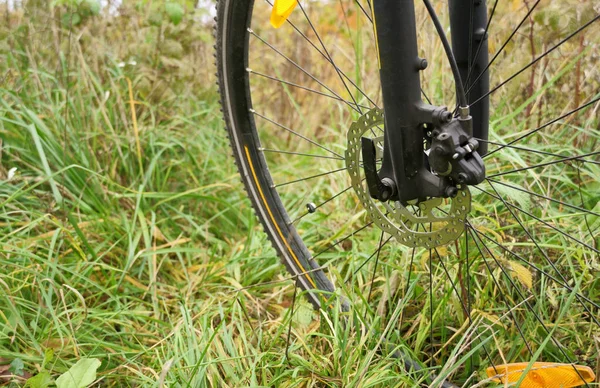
left=380, top=178, right=397, bottom=202
left=445, top=186, right=458, bottom=198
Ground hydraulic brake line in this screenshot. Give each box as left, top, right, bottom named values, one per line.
left=422, top=0, right=469, bottom=109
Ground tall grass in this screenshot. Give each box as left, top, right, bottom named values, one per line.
left=0, top=0, right=598, bottom=387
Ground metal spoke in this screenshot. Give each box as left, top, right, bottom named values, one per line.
left=575, top=166, right=598, bottom=250
left=487, top=180, right=600, bottom=327
left=414, top=223, right=496, bottom=368
left=285, top=279, right=299, bottom=365
left=399, top=246, right=416, bottom=330
left=472, top=185, right=600, bottom=254
left=312, top=220, right=375, bottom=259
left=365, top=232, right=388, bottom=317
left=274, top=166, right=348, bottom=188
left=464, top=222, right=477, bottom=377
left=353, top=0, right=373, bottom=23
left=471, top=14, right=600, bottom=106
left=249, top=69, right=370, bottom=109
left=470, top=223, right=600, bottom=311
left=435, top=245, right=497, bottom=369
left=485, top=96, right=600, bottom=157
left=354, top=232, right=392, bottom=276
left=262, top=148, right=344, bottom=161
left=463, top=0, right=499, bottom=89
left=466, top=0, right=540, bottom=95
left=429, top=243, right=433, bottom=367
left=487, top=178, right=600, bottom=218
left=264, top=0, right=379, bottom=109
left=487, top=150, right=600, bottom=178
left=297, top=2, right=364, bottom=116
left=467, top=227, right=535, bottom=357
left=291, top=185, right=355, bottom=224
left=251, top=110, right=344, bottom=159
left=467, top=225, right=590, bottom=385
left=479, top=138, right=600, bottom=165
left=249, top=29, right=362, bottom=113
left=465, top=227, right=471, bottom=319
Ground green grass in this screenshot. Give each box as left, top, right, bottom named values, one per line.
left=1, top=1, right=599, bottom=387
left=0, top=5, right=436, bottom=386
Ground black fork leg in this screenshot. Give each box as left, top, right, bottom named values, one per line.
left=371, top=0, right=486, bottom=203
left=372, top=0, right=450, bottom=203
left=449, top=0, right=490, bottom=155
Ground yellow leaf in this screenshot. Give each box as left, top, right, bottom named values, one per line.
left=270, top=0, right=299, bottom=28
left=504, top=260, right=533, bottom=290
left=477, top=224, right=505, bottom=244
left=472, top=309, right=506, bottom=329
left=487, top=362, right=595, bottom=388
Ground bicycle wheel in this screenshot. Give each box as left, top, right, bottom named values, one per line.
left=216, top=0, right=599, bottom=385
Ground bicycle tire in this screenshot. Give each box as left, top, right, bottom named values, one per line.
left=215, top=1, right=600, bottom=386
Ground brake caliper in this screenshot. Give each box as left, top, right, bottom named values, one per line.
left=428, top=110, right=485, bottom=186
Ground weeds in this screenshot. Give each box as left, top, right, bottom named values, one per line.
left=0, top=1, right=599, bottom=387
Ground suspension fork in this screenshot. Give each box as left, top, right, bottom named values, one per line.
left=369, top=0, right=486, bottom=204
left=450, top=0, right=490, bottom=155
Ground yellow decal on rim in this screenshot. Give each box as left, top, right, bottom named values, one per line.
left=487, top=362, right=595, bottom=388
left=270, top=0, right=298, bottom=28
left=244, top=146, right=317, bottom=289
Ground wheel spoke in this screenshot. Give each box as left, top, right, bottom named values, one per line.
left=264, top=0, right=379, bottom=109
left=353, top=0, right=373, bottom=23
left=487, top=181, right=600, bottom=327
left=416, top=222, right=496, bottom=368
left=354, top=233, right=392, bottom=277
left=399, top=246, right=416, bottom=330
left=274, top=166, right=348, bottom=188
left=463, top=0, right=499, bottom=89
left=262, top=148, right=344, bottom=161
left=466, top=225, right=535, bottom=357
left=468, top=225, right=600, bottom=311
left=485, top=95, right=600, bottom=156
left=467, top=225, right=591, bottom=384
left=472, top=185, right=600, bottom=254
left=291, top=185, right=355, bottom=224
left=365, top=232, right=388, bottom=311
left=312, top=220, right=375, bottom=259
left=471, top=14, right=600, bottom=106
left=479, top=138, right=600, bottom=165
left=466, top=0, right=541, bottom=96
left=252, top=110, right=344, bottom=159
left=487, top=178, right=600, bottom=218
left=574, top=166, right=598, bottom=250
left=428, top=243, right=434, bottom=366
left=487, top=150, right=600, bottom=178
left=249, top=69, right=370, bottom=109
left=297, top=2, right=364, bottom=115
left=249, top=29, right=362, bottom=113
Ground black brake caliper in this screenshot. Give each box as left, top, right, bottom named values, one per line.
left=428, top=111, right=485, bottom=186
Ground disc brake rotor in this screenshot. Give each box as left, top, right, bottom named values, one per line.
left=345, top=108, right=471, bottom=249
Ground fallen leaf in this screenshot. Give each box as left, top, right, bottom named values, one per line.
left=55, top=358, right=101, bottom=388
left=504, top=260, right=533, bottom=290
left=25, top=372, right=53, bottom=388
left=10, top=358, right=24, bottom=376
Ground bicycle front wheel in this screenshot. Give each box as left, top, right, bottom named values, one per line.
left=216, top=0, right=600, bottom=385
